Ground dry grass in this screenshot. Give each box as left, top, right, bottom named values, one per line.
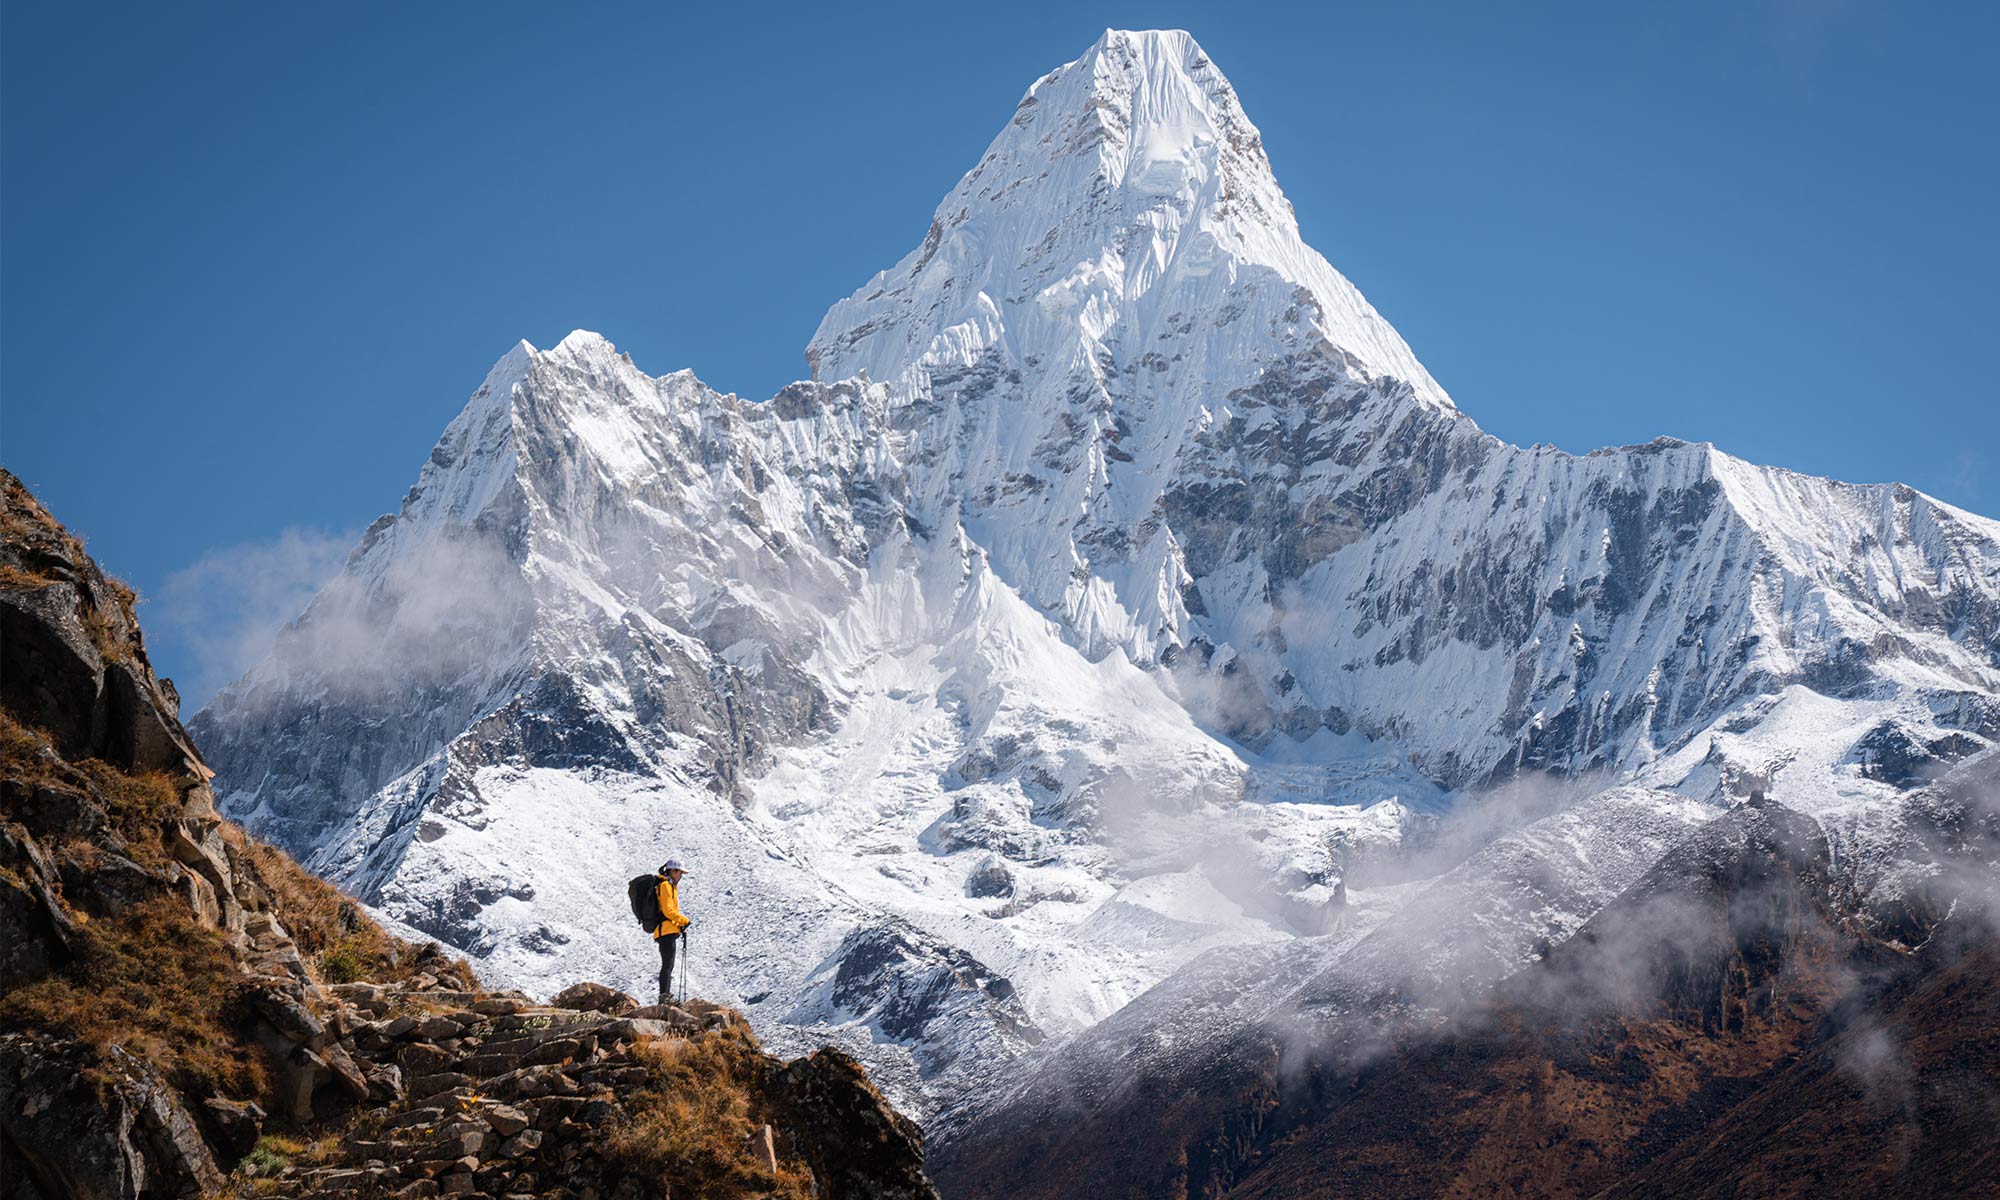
left=0, top=719, right=257, bottom=1103
left=228, top=831, right=358, bottom=959
left=80, top=762, right=183, bottom=851
left=605, top=1032, right=815, bottom=1200
left=0, top=896, right=264, bottom=1098
left=1, top=472, right=76, bottom=549
left=0, top=707, right=56, bottom=768
left=222, top=826, right=476, bottom=989
left=103, top=574, right=138, bottom=613
left=80, top=601, right=131, bottom=663
left=1, top=710, right=184, bottom=860
left=0, top=563, right=59, bottom=590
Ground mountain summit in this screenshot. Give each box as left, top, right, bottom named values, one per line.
left=194, top=28, right=2000, bottom=1131
left=810, top=29, right=1451, bottom=411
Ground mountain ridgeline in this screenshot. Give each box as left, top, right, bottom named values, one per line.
left=184, top=27, right=2000, bottom=1196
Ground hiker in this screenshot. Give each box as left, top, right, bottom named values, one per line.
left=652, top=858, right=692, bottom=1003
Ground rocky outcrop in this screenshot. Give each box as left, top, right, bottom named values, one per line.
left=0, top=468, right=379, bottom=1193
left=0, top=471, right=940, bottom=1200
left=224, top=980, right=940, bottom=1200
left=0, top=1036, right=224, bottom=1200
left=0, top=473, right=260, bottom=962
left=766, top=1049, right=937, bottom=1200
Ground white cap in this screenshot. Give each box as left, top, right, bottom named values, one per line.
left=661, top=859, right=686, bottom=873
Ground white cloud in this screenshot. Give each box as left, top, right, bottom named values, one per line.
left=151, top=526, right=356, bottom=709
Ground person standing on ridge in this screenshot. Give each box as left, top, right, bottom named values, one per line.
left=653, top=859, right=692, bottom=1004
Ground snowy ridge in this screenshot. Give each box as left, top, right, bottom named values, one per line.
left=809, top=29, right=1451, bottom=411
left=194, top=29, right=2000, bottom=1120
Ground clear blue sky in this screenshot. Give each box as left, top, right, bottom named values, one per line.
left=5, top=1, right=1996, bottom=705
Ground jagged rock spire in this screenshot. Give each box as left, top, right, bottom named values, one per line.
left=808, top=29, right=1454, bottom=412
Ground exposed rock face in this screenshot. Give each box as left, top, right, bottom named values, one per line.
left=0, top=472, right=940, bottom=1200
left=0, top=1037, right=224, bottom=1200
left=0, top=475, right=247, bottom=968
left=766, top=1049, right=938, bottom=1200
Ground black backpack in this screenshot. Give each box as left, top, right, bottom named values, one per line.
left=627, top=873, right=663, bottom=930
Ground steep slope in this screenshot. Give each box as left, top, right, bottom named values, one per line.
left=192, top=27, right=2000, bottom=1129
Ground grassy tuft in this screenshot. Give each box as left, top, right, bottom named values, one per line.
left=316, top=936, right=369, bottom=984
left=79, top=599, right=130, bottom=663
left=0, top=563, right=59, bottom=590
left=604, top=1030, right=815, bottom=1200
left=241, top=1135, right=299, bottom=1176
left=0, top=707, right=55, bottom=766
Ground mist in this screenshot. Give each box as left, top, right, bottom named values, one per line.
left=152, top=525, right=355, bottom=708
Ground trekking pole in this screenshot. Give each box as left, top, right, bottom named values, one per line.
left=681, top=930, right=690, bottom=1001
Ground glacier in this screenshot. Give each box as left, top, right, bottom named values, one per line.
left=191, top=29, right=2000, bottom=1120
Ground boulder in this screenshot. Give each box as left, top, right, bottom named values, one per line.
left=280, top=1046, right=332, bottom=1123
left=330, top=981, right=387, bottom=1005
left=398, top=1041, right=454, bottom=1074
left=521, top=1038, right=584, bottom=1067
left=163, top=819, right=233, bottom=902
left=496, top=1129, right=543, bottom=1159
left=55, top=846, right=178, bottom=917
left=5, top=775, right=108, bottom=843
left=409, top=1072, right=473, bottom=1101
left=326, top=1043, right=373, bottom=1100
left=199, top=1096, right=266, bottom=1159
left=385, top=1105, right=449, bottom=1132
left=462, top=1051, right=522, bottom=1078
left=178, top=865, right=223, bottom=928
left=420, top=1128, right=489, bottom=1160
left=472, top=996, right=532, bottom=1016
left=366, top=1062, right=407, bottom=1103
left=485, top=1104, right=530, bottom=1137
left=250, top=985, right=328, bottom=1049
left=595, top=1017, right=668, bottom=1042
left=414, top=1015, right=465, bottom=1040
left=549, top=981, right=638, bottom=1014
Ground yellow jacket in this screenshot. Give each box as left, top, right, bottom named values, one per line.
left=654, top=876, right=690, bottom=939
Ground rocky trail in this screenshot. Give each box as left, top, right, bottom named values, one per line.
left=224, top=976, right=933, bottom=1200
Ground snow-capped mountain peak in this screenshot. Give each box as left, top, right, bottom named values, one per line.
left=808, top=28, right=1453, bottom=413
left=196, top=28, right=2000, bottom=1126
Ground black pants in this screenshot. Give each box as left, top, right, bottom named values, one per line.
left=657, top=933, right=678, bottom=998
